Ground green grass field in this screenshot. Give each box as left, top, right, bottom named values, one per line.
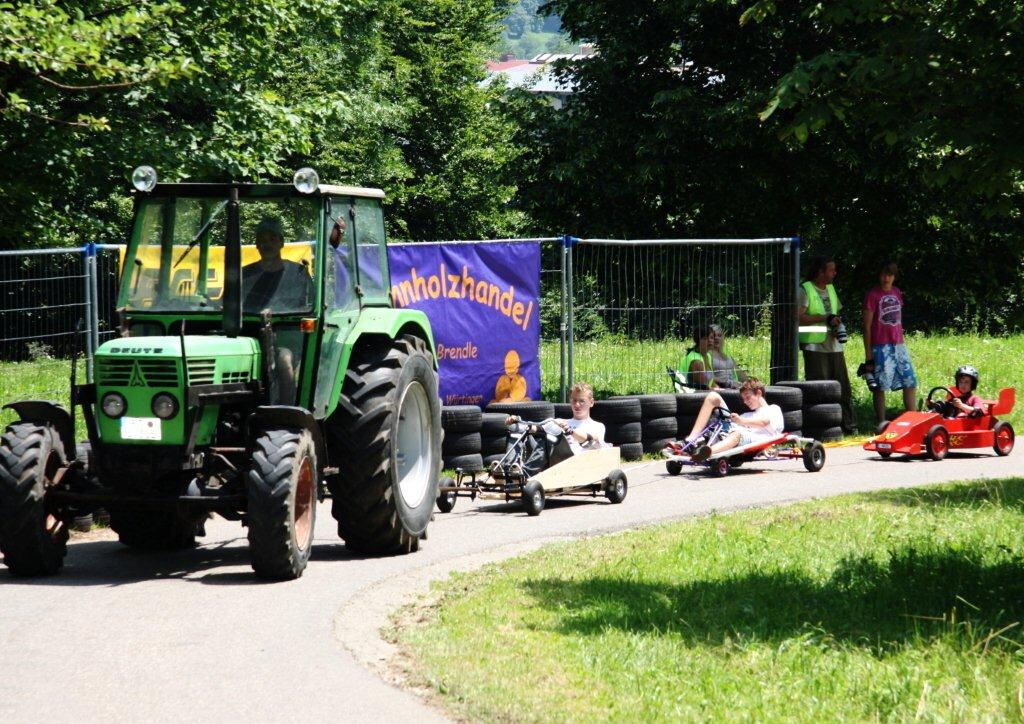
left=397, top=478, right=1024, bottom=721
left=541, top=332, right=1024, bottom=433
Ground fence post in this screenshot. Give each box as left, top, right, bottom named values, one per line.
left=559, top=240, right=567, bottom=403
left=82, top=244, right=96, bottom=382
left=562, top=235, right=577, bottom=393
left=792, top=236, right=801, bottom=381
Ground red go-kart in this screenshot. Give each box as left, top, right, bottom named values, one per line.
left=864, top=386, right=1015, bottom=460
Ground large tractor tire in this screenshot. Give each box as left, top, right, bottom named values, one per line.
left=0, top=422, right=69, bottom=575
left=110, top=510, right=196, bottom=550
left=246, top=427, right=317, bottom=579
left=327, top=335, right=441, bottom=554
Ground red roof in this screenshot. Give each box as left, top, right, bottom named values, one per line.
left=486, top=59, right=530, bottom=72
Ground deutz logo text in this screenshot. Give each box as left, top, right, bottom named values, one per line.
left=109, top=347, right=163, bottom=354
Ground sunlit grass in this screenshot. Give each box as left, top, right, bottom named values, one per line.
left=541, top=332, right=1024, bottom=432
left=398, top=478, right=1024, bottom=721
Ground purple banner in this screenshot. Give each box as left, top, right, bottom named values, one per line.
left=387, top=242, right=540, bottom=407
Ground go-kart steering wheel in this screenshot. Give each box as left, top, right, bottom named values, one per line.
left=925, top=386, right=956, bottom=416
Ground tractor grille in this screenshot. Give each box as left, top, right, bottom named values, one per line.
left=222, top=370, right=250, bottom=384
left=186, top=358, right=217, bottom=385
left=97, top=358, right=179, bottom=387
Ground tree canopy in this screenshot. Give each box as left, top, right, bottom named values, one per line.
left=525, top=0, right=1024, bottom=330
left=0, top=0, right=527, bottom=248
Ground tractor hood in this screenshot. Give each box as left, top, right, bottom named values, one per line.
left=96, top=336, right=260, bottom=387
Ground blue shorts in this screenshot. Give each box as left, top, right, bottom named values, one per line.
left=872, top=343, right=917, bottom=391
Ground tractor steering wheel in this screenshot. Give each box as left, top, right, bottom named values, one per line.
left=925, top=386, right=956, bottom=416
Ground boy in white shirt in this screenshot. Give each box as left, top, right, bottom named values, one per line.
left=556, top=382, right=606, bottom=454
left=682, top=378, right=784, bottom=462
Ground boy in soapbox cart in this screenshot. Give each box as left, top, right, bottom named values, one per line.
left=435, top=383, right=628, bottom=516
left=664, top=378, right=827, bottom=477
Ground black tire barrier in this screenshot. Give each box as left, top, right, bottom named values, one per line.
left=675, top=415, right=697, bottom=440
left=633, top=394, right=678, bottom=418
left=775, top=380, right=841, bottom=405
left=716, top=388, right=743, bottom=411
left=804, top=402, right=843, bottom=429
left=783, top=409, right=803, bottom=432
left=480, top=412, right=509, bottom=437
left=444, top=453, right=484, bottom=472
left=486, top=401, right=555, bottom=422
left=642, top=416, right=678, bottom=440
left=605, top=421, right=642, bottom=444
left=675, top=392, right=707, bottom=416
left=553, top=403, right=573, bottom=420
left=481, top=434, right=508, bottom=456
left=442, top=431, right=482, bottom=457
left=592, top=398, right=642, bottom=424
left=643, top=437, right=675, bottom=454
left=765, top=385, right=803, bottom=411
left=805, top=425, right=843, bottom=442
left=440, top=405, right=482, bottom=433
left=619, top=442, right=644, bottom=461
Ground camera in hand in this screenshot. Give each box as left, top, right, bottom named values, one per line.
left=856, top=361, right=880, bottom=392
left=827, top=315, right=848, bottom=344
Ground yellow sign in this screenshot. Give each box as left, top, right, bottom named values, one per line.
left=118, top=243, right=313, bottom=307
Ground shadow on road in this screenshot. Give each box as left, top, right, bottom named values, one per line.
left=0, top=536, right=384, bottom=587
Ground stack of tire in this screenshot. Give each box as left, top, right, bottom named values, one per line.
left=588, top=398, right=643, bottom=461
left=441, top=405, right=484, bottom=472
left=675, top=386, right=804, bottom=438
left=774, top=380, right=843, bottom=442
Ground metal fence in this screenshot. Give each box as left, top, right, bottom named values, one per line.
left=0, top=237, right=798, bottom=404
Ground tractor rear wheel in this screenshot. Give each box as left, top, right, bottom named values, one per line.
left=0, top=422, right=69, bottom=575
left=327, top=335, right=441, bottom=554
left=246, top=427, right=317, bottom=579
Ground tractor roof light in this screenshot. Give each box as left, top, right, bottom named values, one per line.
left=132, top=165, right=158, bottom=192
left=293, top=167, right=319, bottom=194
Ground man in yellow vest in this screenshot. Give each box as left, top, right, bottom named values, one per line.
left=797, top=256, right=856, bottom=435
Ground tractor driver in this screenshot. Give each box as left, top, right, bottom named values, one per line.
left=242, top=217, right=312, bottom=314
left=242, top=217, right=312, bottom=403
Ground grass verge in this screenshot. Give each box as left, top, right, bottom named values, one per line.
left=396, top=478, right=1024, bottom=721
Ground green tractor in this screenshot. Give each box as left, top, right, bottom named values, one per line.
left=0, top=167, right=443, bottom=579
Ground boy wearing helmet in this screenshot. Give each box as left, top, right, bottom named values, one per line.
left=944, top=365, right=984, bottom=417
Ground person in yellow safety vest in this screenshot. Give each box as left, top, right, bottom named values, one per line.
left=797, top=256, right=857, bottom=435
left=679, top=324, right=716, bottom=390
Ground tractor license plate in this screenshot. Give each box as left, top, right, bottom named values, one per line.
left=877, top=443, right=892, bottom=450
left=121, top=417, right=162, bottom=441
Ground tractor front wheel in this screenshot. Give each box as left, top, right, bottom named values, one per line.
left=327, top=335, right=441, bottom=554
left=246, top=427, right=318, bottom=580
left=0, top=422, right=69, bottom=575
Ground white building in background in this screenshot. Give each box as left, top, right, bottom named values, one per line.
left=483, top=46, right=596, bottom=110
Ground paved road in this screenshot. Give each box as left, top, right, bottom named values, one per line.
left=0, top=446, right=1019, bottom=722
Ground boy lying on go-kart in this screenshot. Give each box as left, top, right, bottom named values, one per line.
left=664, top=378, right=826, bottom=475
left=675, top=378, right=784, bottom=461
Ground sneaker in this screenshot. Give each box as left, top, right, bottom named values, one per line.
left=691, top=445, right=712, bottom=463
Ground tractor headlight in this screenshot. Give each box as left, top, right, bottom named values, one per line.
left=151, top=393, right=179, bottom=419
left=101, top=392, right=127, bottom=418
left=293, top=167, right=319, bottom=194
left=132, top=165, right=158, bottom=192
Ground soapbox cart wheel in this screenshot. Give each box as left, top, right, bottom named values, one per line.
left=802, top=441, right=826, bottom=472
left=521, top=479, right=545, bottom=516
